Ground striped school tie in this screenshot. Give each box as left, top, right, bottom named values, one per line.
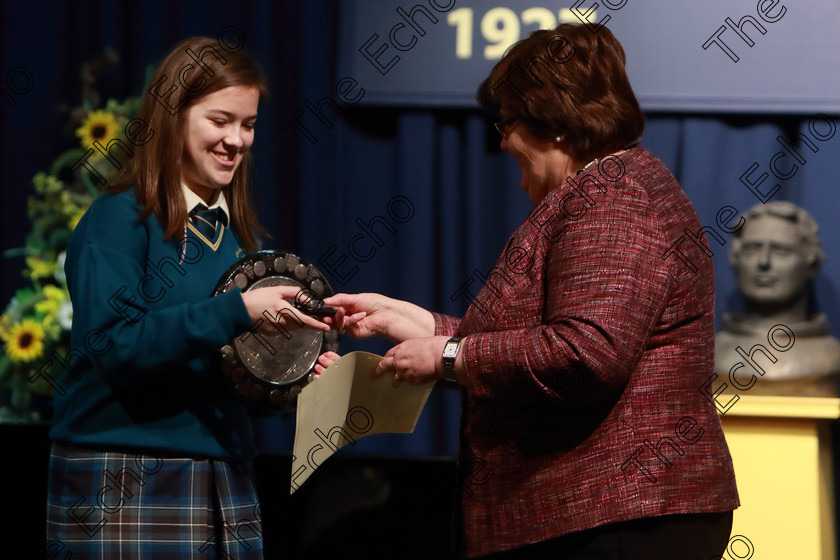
left=189, top=204, right=227, bottom=239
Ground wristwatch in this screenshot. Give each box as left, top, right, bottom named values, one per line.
left=441, top=337, right=462, bottom=382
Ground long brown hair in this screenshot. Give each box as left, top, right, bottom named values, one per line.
left=110, top=35, right=268, bottom=251
left=477, top=23, right=644, bottom=165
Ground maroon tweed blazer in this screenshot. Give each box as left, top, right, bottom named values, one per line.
left=435, top=147, right=739, bottom=558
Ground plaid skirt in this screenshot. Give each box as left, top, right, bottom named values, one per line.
left=45, top=442, right=263, bottom=559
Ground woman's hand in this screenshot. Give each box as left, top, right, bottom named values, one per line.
left=313, top=351, right=341, bottom=377
left=372, top=336, right=452, bottom=387
left=325, top=293, right=435, bottom=343
left=240, top=286, right=330, bottom=335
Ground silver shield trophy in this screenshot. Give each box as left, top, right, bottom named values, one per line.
left=213, top=250, right=340, bottom=413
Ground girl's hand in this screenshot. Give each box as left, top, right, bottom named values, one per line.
left=314, top=351, right=341, bottom=377
left=240, top=286, right=330, bottom=335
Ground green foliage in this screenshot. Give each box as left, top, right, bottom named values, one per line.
left=0, top=54, right=141, bottom=421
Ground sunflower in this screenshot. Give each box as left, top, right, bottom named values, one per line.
left=4, top=318, right=46, bottom=363
left=75, top=110, right=120, bottom=148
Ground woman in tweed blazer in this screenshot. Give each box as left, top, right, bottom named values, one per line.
left=325, top=23, right=739, bottom=559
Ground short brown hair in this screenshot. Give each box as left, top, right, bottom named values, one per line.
left=477, top=23, right=644, bottom=164
left=111, top=36, right=269, bottom=251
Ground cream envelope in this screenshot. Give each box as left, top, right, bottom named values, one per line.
left=290, top=351, right=434, bottom=493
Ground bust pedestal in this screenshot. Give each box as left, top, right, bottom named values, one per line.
left=719, top=395, right=839, bottom=560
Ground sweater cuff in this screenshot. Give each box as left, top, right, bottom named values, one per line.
left=213, top=288, right=254, bottom=338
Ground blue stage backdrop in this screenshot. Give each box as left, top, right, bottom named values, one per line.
left=335, top=0, right=840, bottom=112
left=1, top=0, right=838, bottom=458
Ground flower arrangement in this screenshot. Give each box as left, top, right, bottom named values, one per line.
left=0, top=52, right=141, bottom=421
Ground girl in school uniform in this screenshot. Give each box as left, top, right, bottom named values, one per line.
left=45, top=36, right=326, bottom=559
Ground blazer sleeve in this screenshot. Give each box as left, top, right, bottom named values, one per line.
left=432, top=313, right=462, bottom=338
left=459, top=182, right=673, bottom=408
left=64, top=193, right=254, bottom=387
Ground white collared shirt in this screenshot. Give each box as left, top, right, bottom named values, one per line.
left=181, top=184, right=231, bottom=226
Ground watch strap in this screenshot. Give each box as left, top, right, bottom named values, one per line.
left=442, top=336, right=461, bottom=382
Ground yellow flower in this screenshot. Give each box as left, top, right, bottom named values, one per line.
left=58, top=191, right=72, bottom=210
left=36, top=285, right=70, bottom=337
left=75, top=110, right=120, bottom=148
left=41, top=314, right=61, bottom=339
left=0, top=313, right=13, bottom=341
left=33, top=172, right=64, bottom=195
left=25, top=256, right=56, bottom=280
left=4, top=319, right=46, bottom=363
left=68, top=208, right=87, bottom=231
left=35, top=285, right=66, bottom=316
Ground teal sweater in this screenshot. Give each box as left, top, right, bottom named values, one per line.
left=49, top=188, right=257, bottom=459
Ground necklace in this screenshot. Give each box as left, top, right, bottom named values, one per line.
left=575, top=139, right=640, bottom=176
left=576, top=158, right=600, bottom=176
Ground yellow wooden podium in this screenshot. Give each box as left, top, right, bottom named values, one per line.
left=720, top=395, right=840, bottom=560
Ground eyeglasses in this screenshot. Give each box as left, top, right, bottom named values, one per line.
left=494, top=116, right=521, bottom=138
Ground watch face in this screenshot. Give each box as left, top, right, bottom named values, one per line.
left=443, top=341, right=459, bottom=358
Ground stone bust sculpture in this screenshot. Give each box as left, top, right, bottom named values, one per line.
left=715, top=201, right=840, bottom=396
